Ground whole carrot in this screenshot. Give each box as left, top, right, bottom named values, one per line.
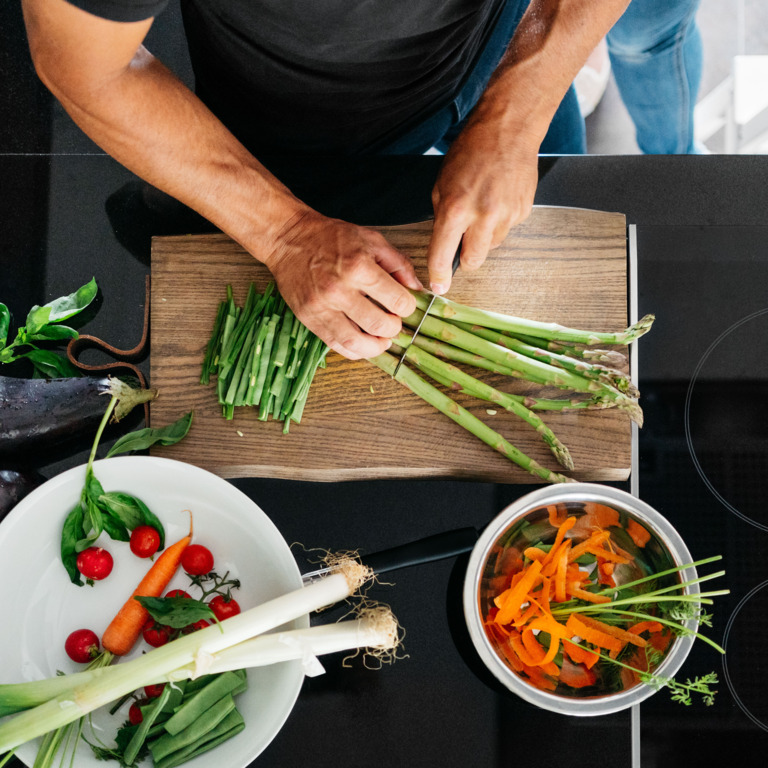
left=102, top=518, right=193, bottom=656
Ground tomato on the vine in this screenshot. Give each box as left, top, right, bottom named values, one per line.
left=130, top=526, right=161, bottom=558
left=209, top=595, right=241, bottom=621
left=165, top=589, right=191, bottom=599
left=180, top=544, right=214, bottom=576
left=64, top=628, right=101, bottom=663
left=142, top=619, right=170, bottom=647
left=182, top=619, right=210, bottom=634
left=76, top=547, right=113, bottom=581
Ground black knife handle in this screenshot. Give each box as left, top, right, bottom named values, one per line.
left=360, top=526, right=478, bottom=575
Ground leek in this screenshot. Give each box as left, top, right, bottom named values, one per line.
left=0, top=562, right=375, bottom=754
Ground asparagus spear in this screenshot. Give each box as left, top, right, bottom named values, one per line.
left=368, top=351, right=575, bottom=484
left=410, top=291, right=655, bottom=346
left=401, top=309, right=644, bottom=425
left=391, top=334, right=574, bottom=470
left=509, top=331, right=628, bottom=367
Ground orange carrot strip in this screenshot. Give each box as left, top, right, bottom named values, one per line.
left=523, top=664, right=559, bottom=691
left=583, top=502, right=620, bottom=529
left=523, top=546, right=548, bottom=562
left=494, top=559, right=543, bottom=625
left=513, top=600, right=541, bottom=628
left=627, top=518, right=652, bottom=548
left=565, top=614, right=624, bottom=654
left=539, top=575, right=552, bottom=615
left=563, top=639, right=600, bottom=669
left=559, top=657, right=598, bottom=689
left=541, top=516, right=577, bottom=569
left=628, top=620, right=664, bottom=635
left=583, top=545, right=630, bottom=564
left=102, top=525, right=192, bottom=656
left=553, top=541, right=570, bottom=602
left=547, top=504, right=568, bottom=527
left=567, top=530, right=611, bottom=562
left=567, top=586, right=612, bottom=604
left=508, top=630, right=541, bottom=667
left=521, top=628, right=548, bottom=664
left=572, top=613, right=647, bottom=648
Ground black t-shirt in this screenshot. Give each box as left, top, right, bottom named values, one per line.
left=67, top=0, right=504, bottom=154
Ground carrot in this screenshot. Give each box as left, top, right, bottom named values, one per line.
left=565, top=614, right=624, bottom=656
left=563, top=638, right=600, bottom=669
left=547, top=504, right=568, bottom=527
left=626, top=518, right=652, bottom=548
left=541, top=516, right=576, bottom=569
left=567, top=530, right=611, bottom=562
left=628, top=620, right=663, bottom=635
left=494, top=559, right=543, bottom=625
left=559, top=657, right=598, bottom=689
left=567, top=586, right=612, bottom=604
left=102, top=522, right=193, bottom=656
left=571, top=613, right=647, bottom=649
left=583, top=502, right=620, bottom=529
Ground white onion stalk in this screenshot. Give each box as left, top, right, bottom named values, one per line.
left=0, top=564, right=370, bottom=753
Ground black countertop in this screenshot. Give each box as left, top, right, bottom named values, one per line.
left=3, top=3, right=768, bottom=766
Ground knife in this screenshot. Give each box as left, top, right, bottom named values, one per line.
left=301, top=526, right=478, bottom=584
left=392, top=242, right=462, bottom=379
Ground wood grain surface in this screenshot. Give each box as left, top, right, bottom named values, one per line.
left=149, top=206, right=634, bottom=483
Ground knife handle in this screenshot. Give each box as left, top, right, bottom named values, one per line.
left=360, top=526, right=478, bottom=575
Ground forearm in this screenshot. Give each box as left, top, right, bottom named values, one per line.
left=34, top=44, right=305, bottom=266
left=474, top=0, right=630, bottom=148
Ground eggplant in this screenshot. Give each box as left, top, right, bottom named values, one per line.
left=0, top=374, right=134, bottom=465
left=0, top=469, right=46, bottom=521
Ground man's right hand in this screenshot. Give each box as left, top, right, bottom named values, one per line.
left=265, top=211, right=422, bottom=360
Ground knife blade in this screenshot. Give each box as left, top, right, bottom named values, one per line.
left=392, top=243, right=462, bottom=379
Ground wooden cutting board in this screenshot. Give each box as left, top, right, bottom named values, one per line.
left=149, top=206, right=634, bottom=483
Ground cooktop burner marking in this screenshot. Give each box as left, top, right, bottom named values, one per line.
left=684, top=307, right=768, bottom=532
left=722, top=578, right=768, bottom=732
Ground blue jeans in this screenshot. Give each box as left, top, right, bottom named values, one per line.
left=381, top=0, right=702, bottom=157
left=608, top=0, right=703, bottom=154
left=378, top=0, right=586, bottom=156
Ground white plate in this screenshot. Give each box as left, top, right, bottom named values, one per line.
left=0, top=456, right=306, bottom=767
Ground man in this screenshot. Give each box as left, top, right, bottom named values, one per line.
left=23, top=0, right=631, bottom=359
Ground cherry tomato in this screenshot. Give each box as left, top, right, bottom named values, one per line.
left=128, top=700, right=147, bottom=725
left=142, top=619, right=170, bottom=648
left=144, top=683, right=166, bottom=698
left=76, top=547, right=113, bottom=581
left=182, top=619, right=210, bottom=635
left=209, top=595, right=241, bottom=621
left=130, top=526, right=161, bottom=558
left=64, top=628, right=101, bottom=663
left=180, top=544, right=214, bottom=576
left=165, top=589, right=191, bottom=599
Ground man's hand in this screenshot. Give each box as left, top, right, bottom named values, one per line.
left=266, top=211, right=422, bottom=359
left=426, top=0, right=631, bottom=294
left=428, top=116, right=540, bottom=294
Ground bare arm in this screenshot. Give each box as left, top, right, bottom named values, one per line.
left=427, top=0, right=631, bottom=293
left=22, top=0, right=420, bottom=359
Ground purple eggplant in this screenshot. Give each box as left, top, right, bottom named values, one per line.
left=0, top=374, right=126, bottom=465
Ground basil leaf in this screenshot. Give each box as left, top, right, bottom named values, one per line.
left=40, top=278, right=98, bottom=324
left=101, top=513, right=130, bottom=542
left=98, top=491, right=145, bottom=531
left=75, top=497, right=104, bottom=552
left=20, top=348, right=81, bottom=378
left=135, top=596, right=216, bottom=629
left=27, top=324, right=79, bottom=342
left=61, top=504, right=85, bottom=586
left=0, top=303, right=9, bottom=348
left=23, top=305, right=52, bottom=336
left=134, top=497, right=166, bottom=550
left=86, top=471, right=106, bottom=504
left=106, top=412, right=194, bottom=458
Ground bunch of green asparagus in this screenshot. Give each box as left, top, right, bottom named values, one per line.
left=200, top=282, right=328, bottom=430
left=367, top=291, right=654, bottom=484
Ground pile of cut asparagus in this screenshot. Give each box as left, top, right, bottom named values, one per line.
left=201, top=283, right=653, bottom=482
left=200, top=282, right=328, bottom=429
left=366, top=291, right=654, bottom=484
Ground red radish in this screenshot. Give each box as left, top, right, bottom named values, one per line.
left=144, top=683, right=166, bottom=698
left=209, top=595, right=241, bottom=621
left=180, top=544, right=214, bottom=576
left=64, top=628, right=101, bottom=663
left=76, top=547, right=113, bottom=581
left=130, top=526, right=161, bottom=558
